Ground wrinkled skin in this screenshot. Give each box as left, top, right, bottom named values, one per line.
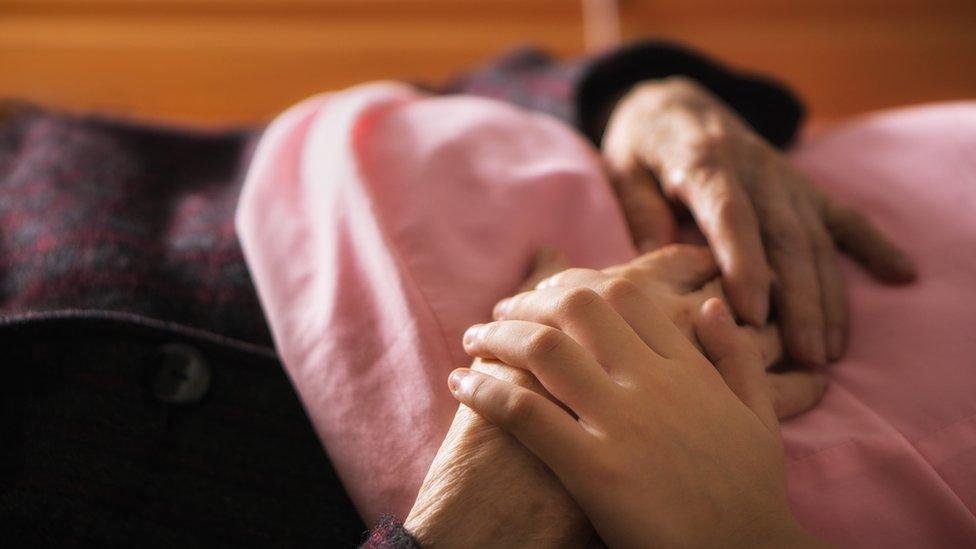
left=603, top=76, right=915, bottom=366
left=404, top=246, right=825, bottom=547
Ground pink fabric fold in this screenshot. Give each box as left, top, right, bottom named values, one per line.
left=236, top=82, right=634, bottom=522
left=237, top=84, right=976, bottom=546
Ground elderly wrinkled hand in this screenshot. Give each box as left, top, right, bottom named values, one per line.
left=404, top=251, right=590, bottom=548
left=602, top=76, right=916, bottom=366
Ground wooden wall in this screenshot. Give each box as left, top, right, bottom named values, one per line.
left=620, top=0, right=976, bottom=122
left=1, top=0, right=974, bottom=125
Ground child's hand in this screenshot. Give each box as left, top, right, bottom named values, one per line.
left=594, top=244, right=827, bottom=419
left=452, top=276, right=825, bottom=548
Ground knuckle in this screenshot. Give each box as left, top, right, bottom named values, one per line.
left=465, top=374, right=488, bottom=404
left=554, top=287, right=600, bottom=317
left=764, top=216, right=809, bottom=254
left=701, top=122, right=733, bottom=150
left=501, top=391, right=537, bottom=426
left=713, top=193, right=749, bottom=229
left=685, top=132, right=718, bottom=158
left=662, top=75, right=701, bottom=93
left=523, top=326, right=564, bottom=361
left=599, top=277, right=641, bottom=303
left=504, top=367, right=538, bottom=389
left=544, top=268, right=588, bottom=288
left=684, top=148, right=721, bottom=179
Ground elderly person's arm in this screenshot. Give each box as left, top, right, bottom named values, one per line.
left=445, top=40, right=803, bottom=149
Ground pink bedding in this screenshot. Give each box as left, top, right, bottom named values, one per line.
left=236, top=82, right=976, bottom=546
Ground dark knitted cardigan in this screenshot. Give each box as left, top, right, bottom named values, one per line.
left=0, top=41, right=802, bottom=547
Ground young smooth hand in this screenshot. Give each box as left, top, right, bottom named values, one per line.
left=451, top=273, right=825, bottom=547
left=591, top=244, right=826, bottom=419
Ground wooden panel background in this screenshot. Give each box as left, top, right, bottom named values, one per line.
left=621, top=0, right=976, bottom=123
left=1, top=0, right=974, bottom=125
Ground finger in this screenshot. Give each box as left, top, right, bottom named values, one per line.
left=493, top=286, right=660, bottom=374
left=754, top=324, right=784, bottom=369
left=606, top=244, right=719, bottom=292
left=518, top=247, right=571, bottom=292
left=795, top=199, right=847, bottom=360
left=695, top=298, right=778, bottom=432
left=448, top=368, right=588, bottom=475
left=604, top=156, right=677, bottom=252
left=676, top=170, right=772, bottom=326
left=753, top=183, right=827, bottom=366
left=674, top=279, right=784, bottom=368
left=519, top=270, right=694, bottom=360
left=767, top=370, right=828, bottom=419
left=824, top=200, right=917, bottom=284
left=463, top=320, right=615, bottom=415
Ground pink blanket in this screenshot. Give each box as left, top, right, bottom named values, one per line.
left=237, top=82, right=976, bottom=546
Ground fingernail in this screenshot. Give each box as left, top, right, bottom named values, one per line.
left=493, top=298, right=511, bottom=318
left=750, top=289, right=769, bottom=325
left=799, top=330, right=827, bottom=366
left=449, top=370, right=476, bottom=397
left=448, top=370, right=469, bottom=394
left=463, top=324, right=483, bottom=346
left=827, top=329, right=845, bottom=361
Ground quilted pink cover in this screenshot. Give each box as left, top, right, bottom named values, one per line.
left=237, top=82, right=976, bottom=546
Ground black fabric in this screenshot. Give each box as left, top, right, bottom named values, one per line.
left=360, top=515, right=421, bottom=549
left=0, top=312, right=365, bottom=547
left=575, top=40, right=805, bottom=147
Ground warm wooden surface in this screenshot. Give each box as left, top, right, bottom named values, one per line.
left=620, top=0, right=976, bottom=122
left=1, top=0, right=974, bottom=125
left=0, top=0, right=585, bottom=124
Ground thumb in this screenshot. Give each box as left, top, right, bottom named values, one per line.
left=604, top=158, right=677, bottom=252
left=519, top=247, right=570, bottom=292
left=695, top=298, right=778, bottom=433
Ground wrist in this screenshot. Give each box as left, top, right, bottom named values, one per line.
left=594, top=76, right=708, bottom=140
left=403, top=360, right=589, bottom=547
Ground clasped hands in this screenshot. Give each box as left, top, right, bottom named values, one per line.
left=403, top=78, right=914, bottom=547
left=406, top=247, right=826, bottom=548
